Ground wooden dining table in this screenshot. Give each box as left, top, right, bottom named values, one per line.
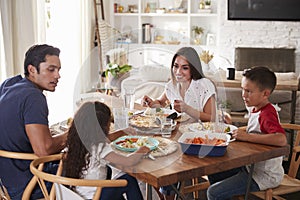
left=94, top=93, right=290, bottom=200
left=110, top=129, right=289, bottom=200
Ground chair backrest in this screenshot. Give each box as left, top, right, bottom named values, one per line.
left=0, top=150, right=38, bottom=199
left=54, top=183, right=84, bottom=200
left=30, top=153, right=128, bottom=200
left=237, top=123, right=300, bottom=178
left=133, top=81, right=166, bottom=103
left=288, top=130, right=300, bottom=178
left=280, top=123, right=300, bottom=178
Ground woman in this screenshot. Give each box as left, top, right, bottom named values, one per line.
left=142, top=46, right=217, bottom=122
left=63, top=101, right=150, bottom=200
left=142, top=47, right=219, bottom=200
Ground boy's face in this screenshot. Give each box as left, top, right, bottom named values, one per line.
left=241, top=77, right=270, bottom=109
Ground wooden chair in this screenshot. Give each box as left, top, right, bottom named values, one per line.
left=180, top=176, right=210, bottom=199
left=30, top=153, right=128, bottom=200
left=236, top=123, right=300, bottom=200
left=0, top=150, right=38, bottom=200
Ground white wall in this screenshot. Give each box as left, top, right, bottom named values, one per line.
left=218, top=1, right=300, bottom=75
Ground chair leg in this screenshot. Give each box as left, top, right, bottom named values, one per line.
left=265, top=188, right=273, bottom=200
left=153, top=186, right=164, bottom=200
left=192, top=178, right=199, bottom=199
left=273, top=195, right=286, bottom=200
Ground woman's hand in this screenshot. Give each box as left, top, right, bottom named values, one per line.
left=142, top=95, right=153, bottom=107
left=142, top=95, right=161, bottom=108
left=173, top=99, right=188, bottom=113
left=223, top=112, right=232, bottom=124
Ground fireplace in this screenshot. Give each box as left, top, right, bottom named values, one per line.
left=234, top=47, right=296, bottom=72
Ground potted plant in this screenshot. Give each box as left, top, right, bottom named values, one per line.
left=192, top=26, right=204, bottom=45
left=219, top=100, right=232, bottom=114
left=205, top=0, right=211, bottom=9
left=199, top=50, right=214, bottom=72
left=200, top=50, right=214, bottom=64
left=105, top=63, right=132, bottom=89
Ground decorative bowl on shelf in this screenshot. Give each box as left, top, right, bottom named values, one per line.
left=166, top=41, right=181, bottom=45
left=197, top=9, right=211, bottom=13
left=156, top=9, right=165, bottom=14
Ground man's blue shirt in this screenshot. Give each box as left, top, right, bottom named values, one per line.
left=0, top=75, right=48, bottom=188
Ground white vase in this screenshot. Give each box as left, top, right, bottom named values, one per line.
left=202, top=63, right=210, bottom=72
left=193, top=34, right=202, bottom=45
left=108, top=72, right=130, bottom=90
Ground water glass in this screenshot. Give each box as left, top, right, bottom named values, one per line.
left=213, top=122, right=226, bottom=133
left=161, top=118, right=173, bottom=138
left=113, top=108, right=128, bottom=130
left=124, top=89, right=135, bottom=110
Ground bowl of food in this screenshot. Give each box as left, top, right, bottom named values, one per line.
left=113, top=136, right=159, bottom=152
left=178, top=132, right=231, bottom=156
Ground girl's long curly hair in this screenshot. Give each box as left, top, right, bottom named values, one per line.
left=63, top=101, right=112, bottom=179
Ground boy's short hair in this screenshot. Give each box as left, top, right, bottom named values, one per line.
left=242, top=66, right=276, bottom=93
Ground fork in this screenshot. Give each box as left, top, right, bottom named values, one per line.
left=198, top=120, right=204, bottom=130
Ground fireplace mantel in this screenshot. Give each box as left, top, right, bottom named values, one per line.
left=234, top=47, right=296, bottom=72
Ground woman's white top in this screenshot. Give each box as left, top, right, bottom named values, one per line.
left=165, top=78, right=216, bottom=112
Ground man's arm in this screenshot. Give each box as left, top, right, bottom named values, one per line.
left=26, top=124, right=67, bottom=156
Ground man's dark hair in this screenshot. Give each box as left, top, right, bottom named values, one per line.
left=24, top=44, right=60, bottom=76
left=242, top=66, right=276, bottom=93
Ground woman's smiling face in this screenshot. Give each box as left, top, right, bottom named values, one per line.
left=172, top=55, right=191, bottom=83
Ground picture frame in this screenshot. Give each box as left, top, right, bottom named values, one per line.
left=206, top=33, right=215, bottom=46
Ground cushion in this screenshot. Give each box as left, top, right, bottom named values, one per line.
left=139, top=64, right=170, bottom=82
left=275, top=72, right=297, bottom=81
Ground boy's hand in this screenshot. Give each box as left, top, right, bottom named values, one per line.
left=232, top=129, right=248, bottom=141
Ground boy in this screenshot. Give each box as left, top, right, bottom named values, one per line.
left=207, top=66, right=287, bottom=200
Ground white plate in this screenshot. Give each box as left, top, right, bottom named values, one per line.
left=133, top=121, right=177, bottom=134
left=188, top=122, right=237, bottom=133
left=143, top=108, right=181, bottom=118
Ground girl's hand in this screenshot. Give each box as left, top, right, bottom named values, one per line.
left=122, top=127, right=137, bottom=135
left=136, top=146, right=151, bottom=154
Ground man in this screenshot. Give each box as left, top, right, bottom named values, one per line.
left=0, top=44, right=68, bottom=199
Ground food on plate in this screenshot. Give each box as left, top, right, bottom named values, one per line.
left=144, top=107, right=169, bottom=117
left=224, top=126, right=231, bottom=133
left=202, top=122, right=231, bottom=133
left=183, top=135, right=226, bottom=146
left=129, top=115, right=159, bottom=128
left=115, top=137, right=139, bottom=149
left=114, top=136, right=159, bottom=151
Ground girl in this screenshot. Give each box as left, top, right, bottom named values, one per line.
left=64, top=101, right=150, bottom=200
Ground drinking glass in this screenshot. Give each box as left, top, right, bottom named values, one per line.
left=161, top=118, right=173, bottom=138
left=113, top=108, right=128, bottom=130
left=124, top=89, right=135, bottom=110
